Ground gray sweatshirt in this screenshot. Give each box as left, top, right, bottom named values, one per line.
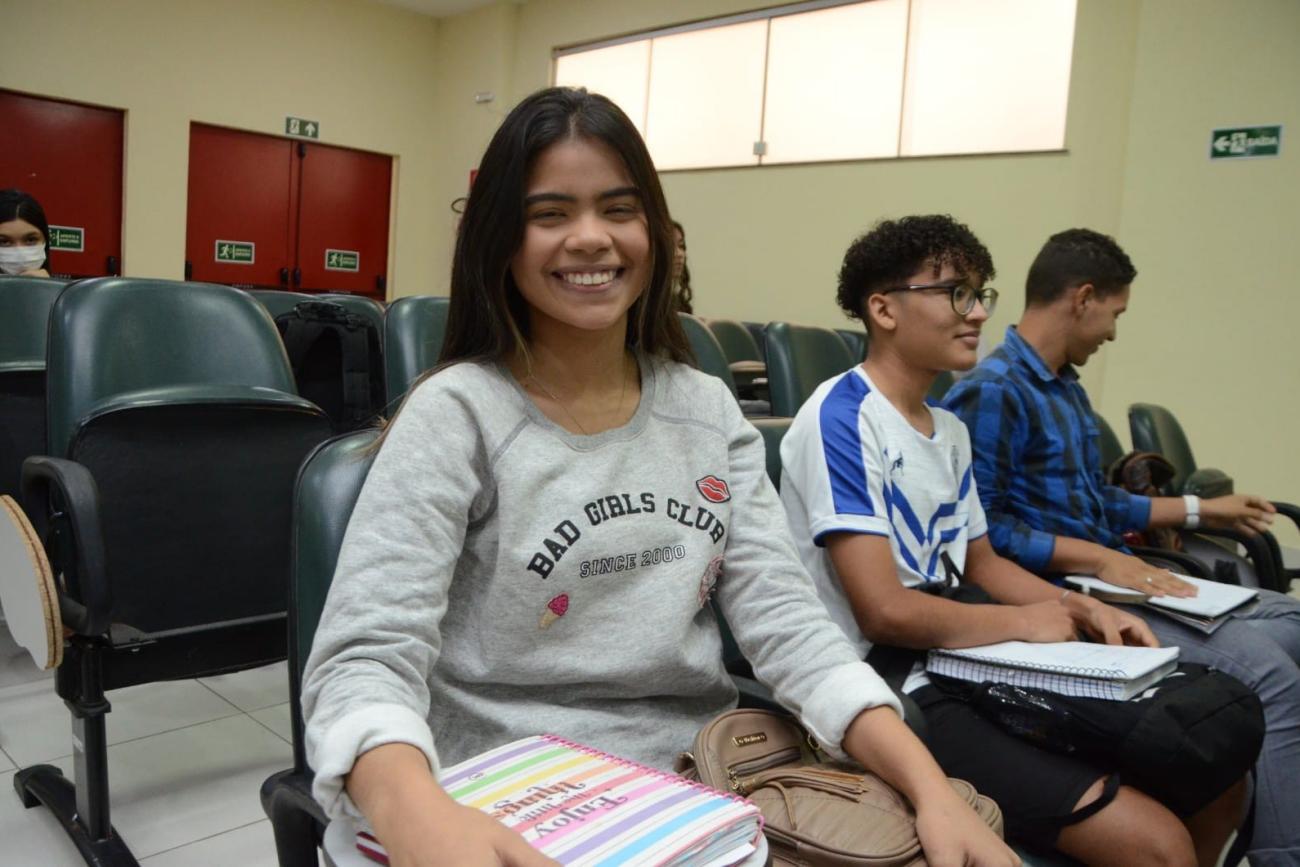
left=302, top=355, right=899, bottom=822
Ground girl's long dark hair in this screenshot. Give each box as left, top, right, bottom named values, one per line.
left=0, top=189, right=51, bottom=272
left=439, top=87, right=691, bottom=367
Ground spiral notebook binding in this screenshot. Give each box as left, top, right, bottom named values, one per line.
left=930, top=654, right=1129, bottom=680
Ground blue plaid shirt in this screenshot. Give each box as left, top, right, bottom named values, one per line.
left=942, top=326, right=1151, bottom=572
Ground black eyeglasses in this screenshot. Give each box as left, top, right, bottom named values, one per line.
left=882, top=279, right=998, bottom=317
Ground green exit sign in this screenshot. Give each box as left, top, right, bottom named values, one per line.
left=214, top=240, right=255, bottom=264
left=1210, top=125, right=1282, bottom=159
left=47, top=225, right=84, bottom=252
left=325, top=248, right=360, bottom=272
left=285, top=116, right=320, bottom=139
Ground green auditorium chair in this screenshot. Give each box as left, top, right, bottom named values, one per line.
left=764, top=321, right=856, bottom=418
left=13, top=277, right=333, bottom=866
left=1095, top=411, right=1125, bottom=472
left=261, top=429, right=378, bottom=867
left=743, top=321, right=767, bottom=363
left=707, top=317, right=769, bottom=407
left=0, top=276, right=68, bottom=500
left=678, top=312, right=739, bottom=397
left=1130, top=402, right=1297, bottom=590
left=835, top=328, right=868, bottom=363
left=383, top=295, right=449, bottom=409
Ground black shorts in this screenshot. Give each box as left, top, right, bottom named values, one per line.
left=912, top=685, right=1111, bottom=851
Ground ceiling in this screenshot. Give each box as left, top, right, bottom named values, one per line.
left=369, top=0, right=505, bottom=18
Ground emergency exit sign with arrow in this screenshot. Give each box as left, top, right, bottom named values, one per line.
left=1210, top=125, right=1281, bottom=160
left=285, top=116, right=320, bottom=140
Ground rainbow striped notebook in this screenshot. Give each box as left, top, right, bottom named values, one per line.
left=355, top=735, right=763, bottom=866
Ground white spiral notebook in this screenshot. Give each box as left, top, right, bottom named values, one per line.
left=1065, top=574, right=1258, bottom=634
left=926, top=640, right=1180, bottom=700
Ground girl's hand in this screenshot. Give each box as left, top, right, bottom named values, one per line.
left=915, top=788, right=1021, bottom=867
left=377, top=800, right=560, bottom=867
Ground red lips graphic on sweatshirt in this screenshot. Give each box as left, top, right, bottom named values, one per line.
left=695, top=476, right=731, bottom=503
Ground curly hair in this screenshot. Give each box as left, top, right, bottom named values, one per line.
left=836, top=214, right=994, bottom=325
left=1025, top=228, right=1136, bottom=306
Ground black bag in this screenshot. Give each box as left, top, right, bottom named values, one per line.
left=929, top=663, right=1263, bottom=816
left=275, top=301, right=384, bottom=433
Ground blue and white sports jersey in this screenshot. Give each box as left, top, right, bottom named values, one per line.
left=780, top=366, right=987, bottom=657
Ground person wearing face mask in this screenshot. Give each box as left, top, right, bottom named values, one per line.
left=0, top=189, right=52, bottom=278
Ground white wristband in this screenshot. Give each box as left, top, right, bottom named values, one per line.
left=1183, top=494, right=1201, bottom=530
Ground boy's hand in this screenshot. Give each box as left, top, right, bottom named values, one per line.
left=1096, top=550, right=1196, bottom=598
left=1202, top=494, right=1275, bottom=535
left=1064, top=594, right=1159, bottom=647
left=1014, top=600, right=1077, bottom=643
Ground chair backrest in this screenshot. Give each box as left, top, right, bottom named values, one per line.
left=751, top=417, right=792, bottom=491
left=0, top=277, right=69, bottom=497
left=288, top=429, right=379, bottom=771
left=835, top=329, right=868, bottom=363
left=47, top=278, right=299, bottom=456
left=1095, top=412, right=1126, bottom=471
left=708, top=318, right=762, bottom=364
left=45, top=278, right=332, bottom=635
left=743, top=322, right=768, bottom=362
left=1128, top=402, right=1197, bottom=491
left=678, top=313, right=737, bottom=397
left=384, top=295, right=450, bottom=409
left=764, top=322, right=856, bottom=417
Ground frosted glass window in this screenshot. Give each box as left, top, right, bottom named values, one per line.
left=554, top=41, right=652, bottom=134
left=900, top=0, right=1076, bottom=156
left=763, top=0, right=909, bottom=163
left=644, top=21, right=768, bottom=170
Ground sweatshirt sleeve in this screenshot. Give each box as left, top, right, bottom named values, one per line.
left=710, top=384, right=901, bottom=760
left=300, top=371, right=490, bottom=820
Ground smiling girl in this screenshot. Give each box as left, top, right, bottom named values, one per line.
left=301, top=88, right=1016, bottom=867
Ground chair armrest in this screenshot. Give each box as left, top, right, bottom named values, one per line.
left=1131, top=545, right=1211, bottom=579
left=1272, top=501, right=1300, bottom=535
left=20, top=455, right=110, bottom=636
left=1181, top=467, right=1234, bottom=498
left=1187, top=527, right=1284, bottom=592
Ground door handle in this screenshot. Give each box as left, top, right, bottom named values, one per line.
left=292, top=267, right=302, bottom=286
left=280, top=267, right=290, bottom=286
left=184, top=260, right=192, bottom=281
left=106, top=255, right=120, bottom=276
left=375, top=275, right=386, bottom=294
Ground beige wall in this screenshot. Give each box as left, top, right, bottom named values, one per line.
left=1101, top=0, right=1300, bottom=541
left=1, top=0, right=441, bottom=296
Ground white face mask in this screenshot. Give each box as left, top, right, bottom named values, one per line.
left=0, top=245, right=47, bottom=275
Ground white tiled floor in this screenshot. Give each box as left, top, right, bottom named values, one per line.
left=0, top=622, right=297, bottom=865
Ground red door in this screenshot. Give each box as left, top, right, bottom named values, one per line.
left=296, top=142, right=391, bottom=299
left=186, top=124, right=295, bottom=289
left=0, top=89, right=124, bottom=278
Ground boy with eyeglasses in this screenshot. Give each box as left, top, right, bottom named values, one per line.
left=779, top=215, right=1245, bottom=863
left=944, top=227, right=1300, bottom=864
